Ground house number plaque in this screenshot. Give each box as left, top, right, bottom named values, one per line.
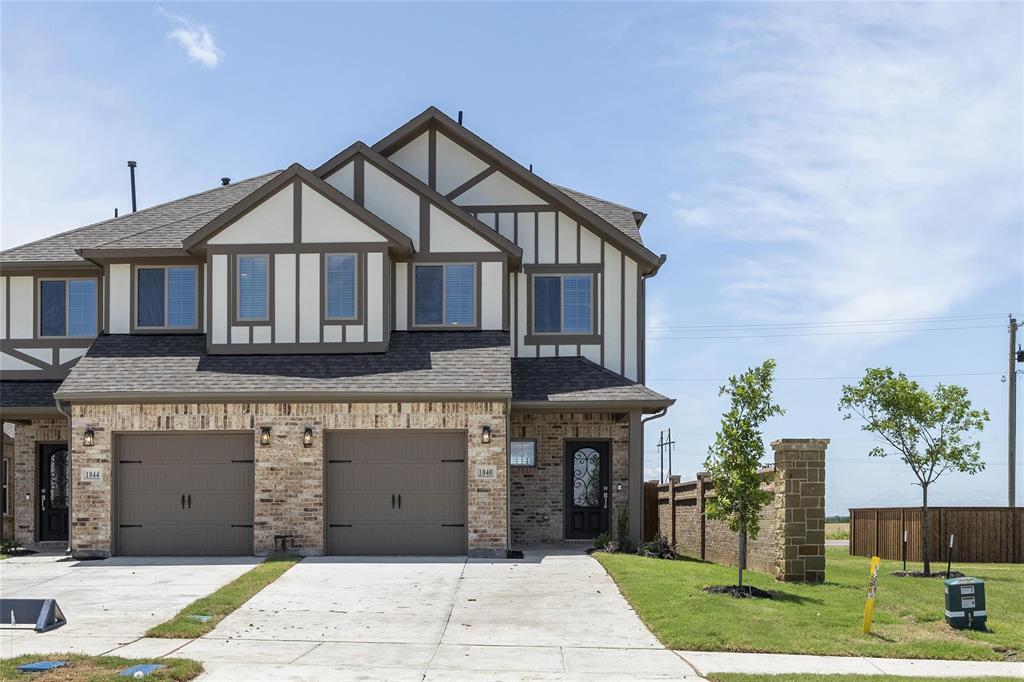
left=475, top=466, right=496, bottom=480
left=80, top=468, right=102, bottom=482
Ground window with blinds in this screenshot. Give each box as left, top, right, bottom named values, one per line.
left=237, top=255, right=269, bottom=321
left=414, top=263, right=476, bottom=326
left=326, top=254, right=357, bottom=319
left=532, top=273, right=592, bottom=335
left=39, top=279, right=96, bottom=337
left=136, top=266, right=197, bottom=328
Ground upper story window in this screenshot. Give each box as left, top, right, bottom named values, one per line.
left=325, top=254, right=357, bottom=320
left=414, top=263, right=475, bottom=327
left=137, top=266, right=198, bottom=329
left=533, top=273, right=593, bottom=334
left=39, top=278, right=97, bottom=337
left=237, top=255, right=269, bottom=321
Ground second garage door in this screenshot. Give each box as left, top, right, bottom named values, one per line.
left=326, top=432, right=467, bottom=555
left=116, top=433, right=254, bottom=556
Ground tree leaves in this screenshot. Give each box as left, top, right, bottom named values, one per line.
left=703, top=358, right=785, bottom=541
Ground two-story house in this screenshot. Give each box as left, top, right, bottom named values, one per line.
left=0, top=108, right=672, bottom=558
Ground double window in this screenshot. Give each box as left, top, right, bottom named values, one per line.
left=533, top=273, right=593, bottom=334
left=414, top=264, right=475, bottom=326
left=137, top=266, right=198, bottom=329
left=39, top=279, right=97, bottom=337
left=237, top=255, right=269, bottom=321
left=325, top=254, right=357, bottom=320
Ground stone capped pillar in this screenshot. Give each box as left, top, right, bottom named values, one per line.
left=771, top=438, right=828, bottom=583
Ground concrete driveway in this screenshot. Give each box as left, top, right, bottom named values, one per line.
left=175, top=549, right=700, bottom=680
left=0, top=553, right=259, bottom=657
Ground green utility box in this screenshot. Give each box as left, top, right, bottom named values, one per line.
left=944, top=577, right=986, bottom=630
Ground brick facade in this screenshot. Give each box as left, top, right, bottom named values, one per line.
left=10, top=418, right=68, bottom=546
left=66, top=401, right=507, bottom=558
left=655, top=438, right=828, bottom=582
left=509, top=412, right=630, bottom=545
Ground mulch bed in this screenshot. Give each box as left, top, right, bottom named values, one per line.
left=890, top=570, right=966, bottom=578
left=1, top=548, right=37, bottom=557
left=703, top=585, right=773, bottom=599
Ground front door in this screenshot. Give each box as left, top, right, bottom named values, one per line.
left=38, top=444, right=69, bottom=542
left=564, top=441, right=610, bottom=539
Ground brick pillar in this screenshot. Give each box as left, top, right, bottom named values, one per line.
left=771, top=438, right=828, bottom=583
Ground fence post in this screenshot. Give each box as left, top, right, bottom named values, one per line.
left=697, top=473, right=707, bottom=561
left=668, top=477, right=677, bottom=551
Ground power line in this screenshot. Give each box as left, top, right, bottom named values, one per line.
left=652, top=371, right=1004, bottom=383
left=646, top=313, right=1007, bottom=332
left=647, top=324, right=1002, bottom=340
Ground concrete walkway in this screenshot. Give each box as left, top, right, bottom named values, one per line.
left=0, top=553, right=259, bottom=657
left=677, top=650, right=1024, bottom=678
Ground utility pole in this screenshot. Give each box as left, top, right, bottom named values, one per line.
left=657, top=431, right=665, bottom=483
left=665, top=428, right=677, bottom=481
left=1010, top=316, right=1019, bottom=508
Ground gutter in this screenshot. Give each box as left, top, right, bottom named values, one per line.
left=54, top=397, right=73, bottom=557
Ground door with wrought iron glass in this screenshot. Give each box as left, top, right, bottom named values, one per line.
left=564, top=441, right=610, bottom=539
left=38, top=443, right=69, bottom=542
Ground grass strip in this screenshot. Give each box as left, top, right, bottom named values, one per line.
left=0, top=653, right=201, bottom=681
left=704, top=671, right=1024, bottom=675
left=146, top=554, right=300, bottom=638
left=596, top=547, right=1024, bottom=661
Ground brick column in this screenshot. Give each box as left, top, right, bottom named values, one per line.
left=771, top=438, right=828, bottom=582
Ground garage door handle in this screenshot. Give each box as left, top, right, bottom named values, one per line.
left=181, top=494, right=185, bottom=510
left=392, top=494, right=395, bottom=510
left=187, top=494, right=192, bottom=509
left=398, top=494, right=402, bottom=509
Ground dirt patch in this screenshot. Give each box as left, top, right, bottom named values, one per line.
left=703, top=585, right=773, bottom=599
left=30, top=660, right=115, bottom=681
left=890, top=570, right=965, bottom=578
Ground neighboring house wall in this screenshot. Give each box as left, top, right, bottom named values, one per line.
left=509, top=412, right=630, bottom=545
left=0, top=272, right=99, bottom=380
left=69, top=401, right=508, bottom=557
left=385, top=130, right=643, bottom=380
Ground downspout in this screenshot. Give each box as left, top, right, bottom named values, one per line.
left=637, top=407, right=669, bottom=542
left=506, top=397, right=512, bottom=558
left=54, top=398, right=73, bottom=556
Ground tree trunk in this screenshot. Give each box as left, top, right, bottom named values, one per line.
left=921, top=485, right=931, bottom=575
left=738, top=517, right=747, bottom=588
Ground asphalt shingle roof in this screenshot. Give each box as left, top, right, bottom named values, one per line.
left=553, top=185, right=645, bottom=245
left=1, top=172, right=280, bottom=263
left=56, top=332, right=512, bottom=399
left=0, top=380, right=62, bottom=409
left=512, top=357, right=671, bottom=405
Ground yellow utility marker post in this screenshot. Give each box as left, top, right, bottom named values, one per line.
left=862, top=555, right=881, bottom=634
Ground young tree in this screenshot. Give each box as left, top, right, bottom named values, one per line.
left=704, top=358, right=784, bottom=588
left=838, top=368, right=989, bottom=574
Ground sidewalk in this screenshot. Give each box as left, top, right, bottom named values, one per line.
left=674, top=650, right=1024, bottom=678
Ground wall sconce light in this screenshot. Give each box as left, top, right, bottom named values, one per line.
left=83, top=428, right=95, bottom=447
left=303, top=427, right=313, bottom=448
left=260, top=426, right=272, bottom=446
left=481, top=425, right=491, bottom=444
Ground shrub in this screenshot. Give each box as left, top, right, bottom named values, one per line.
left=637, top=535, right=675, bottom=560
left=593, top=532, right=611, bottom=550
left=616, top=508, right=632, bottom=553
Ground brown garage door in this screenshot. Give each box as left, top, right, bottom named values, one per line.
left=116, top=433, right=254, bottom=556
left=326, top=432, right=467, bottom=555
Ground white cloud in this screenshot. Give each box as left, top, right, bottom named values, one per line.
left=668, top=4, right=1022, bottom=334
left=159, top=7, right=223, bottom=68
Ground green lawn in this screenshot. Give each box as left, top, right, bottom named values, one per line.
left=146, top=554, right=300, bottom=638
left=704, top=671, right=1024, bottom=675
left=0, top=653, right=201, bottom=681
left=596, top=547, right=1023, bottom=660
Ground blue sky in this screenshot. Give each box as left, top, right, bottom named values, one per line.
left=2, top=2, right=1021, bottom=513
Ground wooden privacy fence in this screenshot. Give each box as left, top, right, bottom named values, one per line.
left=849, top=507, right=1024, bottom=564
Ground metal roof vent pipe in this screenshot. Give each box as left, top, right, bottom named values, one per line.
left=221, top=177, right=230, bottom=186
left=457, top=110, right=463, bottom=125
left=127, top=160, right=138, bottom=212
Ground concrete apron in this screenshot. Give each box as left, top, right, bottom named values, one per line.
left=173, top=551, right=703, bottom=681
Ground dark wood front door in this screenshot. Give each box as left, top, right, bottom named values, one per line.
left=564, top=441, right=610, bottom=539
left=38, top=444, right=69, bottom=542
